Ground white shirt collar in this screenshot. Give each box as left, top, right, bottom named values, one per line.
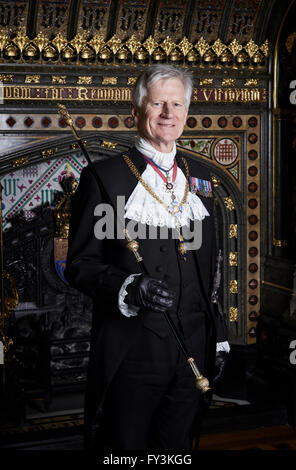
left=134, top=136, right=176, bottom=170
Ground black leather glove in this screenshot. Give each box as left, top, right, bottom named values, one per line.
left=126, top=275, right=175, bottom=314
left=213, top=350, right=228, bottom=384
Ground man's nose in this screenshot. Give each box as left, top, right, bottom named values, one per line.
left=161, top=102, right=173, bottom=117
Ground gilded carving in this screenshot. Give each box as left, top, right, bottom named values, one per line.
left=54, top=177, right=78, bottom=238
left=273, top=239, right=288, bottom=247
left=229, top=224, right=238, bottom=239
left=42, top=148, right=58, bottom=158
left=160, top=37, right=176, bottom=56
left=222, top=78, right=235, bottom=86
left=195, top=36, right=210, bottom=57
left=72, top=141, right=86, bottom=150
left=77, top=76, right=92, bottom=85
left=260, top=39, right=269, bottom=56
left=199, top=78, right=213, bottom=85
left=107, top=35, right=122, bottom=54
left=102, top=77, right=118, bottom=85
left=229, top=307, right=238, bottom=322
left=52, top=76, right=67, bottom=84
left=25, top=75, right=40, bottom=83
left=34, top=31, right=49, bottom=52
left=0, top=74, right=13, bottom=82
left=228, top=38, right=243, bottom=56
left=212, top=38, right=226, bottom=57
left=211, top=176, right=220, bottom=187
left=229, top=280, right=238, bottom=294
left=89, top=34, right=105, bottom=54
left=101, top=141, right=117, bottom=149
left=70, top=33, right=87, bottom=54
left=245, top=79, right=258, bottom=86
left=224, top=196, right=235, bottom=211
left=229, top=252, right=238, bottom=266
left=0, top=28, right=270, bottom=69
left=244, top=39, right=259, bottom=58
left=0, top=30, right=8, bottom=50
left=12, top=157, right=29, bottom=167
left=178, top=37, right=193, bottom=57
left=143, top=36, right=158, bottom=55
left=14, top=30, right=29, bottom=52
left=126, top=35, right=141, bottom=55
left=52, top=32, right=67, bottom=53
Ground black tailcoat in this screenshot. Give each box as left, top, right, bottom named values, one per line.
left=64, top=146, right=228, bottom=445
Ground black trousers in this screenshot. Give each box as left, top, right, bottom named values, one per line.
left=100, top=311, right=207, bottom=451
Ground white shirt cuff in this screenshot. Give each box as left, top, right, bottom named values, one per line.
left=216, top=341, right=230, bottom=353
left=118, top=274, right=141, bottom=317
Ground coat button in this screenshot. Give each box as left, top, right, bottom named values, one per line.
left=160, top=245, right=167, bottom=252
left=156, top=265, right=163, bottom=273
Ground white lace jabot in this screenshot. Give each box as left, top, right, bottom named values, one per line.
left=124, top=136, right=209, bottom=228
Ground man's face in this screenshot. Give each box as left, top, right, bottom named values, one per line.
left=131, top=78, right=189, bottom=153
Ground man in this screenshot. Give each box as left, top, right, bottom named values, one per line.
left=65, top=65, right=229, bottom=452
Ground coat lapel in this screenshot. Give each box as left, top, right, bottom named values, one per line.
left=93, top=146, right=146, bottom=212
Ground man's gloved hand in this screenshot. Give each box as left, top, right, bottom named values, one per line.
left=213, top=350, right=228, bottom=384
left=126, top=275, right=175, bottom=314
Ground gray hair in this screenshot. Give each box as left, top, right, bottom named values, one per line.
left=132, top=65, right=193, bottom=109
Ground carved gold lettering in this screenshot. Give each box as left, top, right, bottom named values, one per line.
left=78, top=87, right=88, bottom=100
left=4, top=86, right=12, bottom=99
left=227, top=89, right=235, bottom=102
left=243, top=89, right=251, bottom=102
left=250, top=89, right=260, bottom=101
left=235, top=88, right=242, bottom=101
left=20, top=87, right=30, bottom=99
left=13, top=87, right=20, bottom=98
left=123, top=88, right=131, bottom=101
left=51, top=88, right=59, bottom=99
left=115, top=88, right=121, bottom=100
left=202, top=88, right=212, bottom=101
left=262, top=88, right=267, bottom=101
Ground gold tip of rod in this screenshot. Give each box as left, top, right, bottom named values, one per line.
left=187, top=357, right=210, bottom=393
left=57, top=103, right=79, bottom=140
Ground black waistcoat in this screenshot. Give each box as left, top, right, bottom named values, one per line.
left=140, top=228, right=208, bottom=341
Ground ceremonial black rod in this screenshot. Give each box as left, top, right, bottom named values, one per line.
left=0, top=184, right=4, bottom=388
left=57, top=104, right=210, bottom=394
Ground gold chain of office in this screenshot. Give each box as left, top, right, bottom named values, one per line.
left=122, top=153, right=190, bottom=214
left=122, top=153, right=190, bottom=260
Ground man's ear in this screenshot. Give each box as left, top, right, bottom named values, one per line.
left=131, top=104, right=139, bottom=123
